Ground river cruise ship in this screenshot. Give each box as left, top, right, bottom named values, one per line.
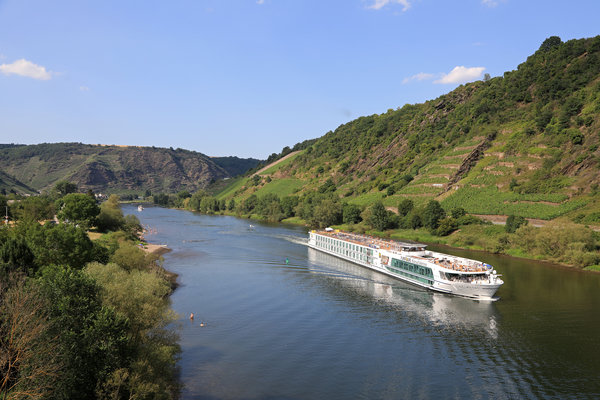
left=308, top=229, right=503, bottom=300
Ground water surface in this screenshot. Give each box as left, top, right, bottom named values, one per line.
left=127, top=205, right=600, bottom=399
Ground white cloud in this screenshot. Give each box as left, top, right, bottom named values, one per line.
left=402, top=72, right=434, bottom=84
left=482, top=0, right=498, bottom=7
left=368, top=0, right=411, bottom=11
left=434, top=66, right=485, bottom=84
left=256, top=0, right=265, bottom=4
left=79, top=86, right=90, bottom=92
left=0, top=58, right=52, bottom=80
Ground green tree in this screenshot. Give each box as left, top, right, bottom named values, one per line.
left=53, top=181, right=78, bottom=197
left=96, top=199, right=125, bottom=232
left=397, top=199, right=414, bottom=217
left=111, top=243, right=157, bottom=272
left=0, top=235, right=35, bottom=274
left=13, top=196, right=55, bottom=222
left=84, top=262, right=180, bottom=399
left=318, top=178, right=336, bottom=194
left=342, top=203, right=362, bottom=224
left=280, top=196, right=298, bottom=218
left=311, top=199, right=342, bottom=228
left=56, top=193, right=100, bottom=229
left=27, top=223, right=106, bottom=269
left=538, top=36, right=562, bottom=52
left=436, top=217, right=458, bottom=236
left=409, top=213, right=422, bottom=229
left=240, top=194, right=258, bottom=213
left=227, top=198, right=236, bottom=211
left=450, top=207, right=466, bottom=219
left=369, top=201, right=389, bottom=231
left=37, top=265, right=131, bottom=400
left=153, top=193, right=170, bottom=207
left=422, top=200, right=445, bottom=230
left=505, top=215, right=527, bottom=233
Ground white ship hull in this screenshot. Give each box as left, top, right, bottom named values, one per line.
left=308, top=230, right=503, bottom=301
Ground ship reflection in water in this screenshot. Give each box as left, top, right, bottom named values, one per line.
left=307, top=247, right=499, bottom=338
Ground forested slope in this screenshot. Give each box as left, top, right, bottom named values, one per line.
left=219, top=36, right=600, bottom=224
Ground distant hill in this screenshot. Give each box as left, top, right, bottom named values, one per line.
left=216, top=35, right=600, bottom=224
left=0, top=169, right=38, bottom=195
left=211, top=156, right=261, bottom=177
left=0, top=143, right=260, bottom=194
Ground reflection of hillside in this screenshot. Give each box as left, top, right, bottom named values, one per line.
left=307, top=248, right=499, bottom=336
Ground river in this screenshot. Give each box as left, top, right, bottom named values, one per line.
left=126, top=205, right=600, bottom=400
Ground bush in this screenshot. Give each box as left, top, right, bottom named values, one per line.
left=436, top=217, right=458, bottom=236
left=343, top=203, right=362, bottom=224
left=505, top=215, right=527, bottom=233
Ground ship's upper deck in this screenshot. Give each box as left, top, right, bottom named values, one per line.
left=312, top=230, right=492, bottom=274
left=313, top=229, right=426, bottom=252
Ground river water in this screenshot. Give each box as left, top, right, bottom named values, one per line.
left=127, top=205, right=600, bottom=400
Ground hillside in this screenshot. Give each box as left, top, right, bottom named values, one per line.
left=216, top=36, right=600, bottom=225
left=0, top=170, right=38, bottom=195
left=0, top=143, right=259, bottom=194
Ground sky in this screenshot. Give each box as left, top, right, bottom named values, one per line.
left=1, top=0, right=599, bottom=159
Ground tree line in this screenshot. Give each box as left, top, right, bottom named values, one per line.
left=0, top=182, right=179, bottom=399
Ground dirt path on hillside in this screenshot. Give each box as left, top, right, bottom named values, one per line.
left=254, top=151, right=300, bottom=175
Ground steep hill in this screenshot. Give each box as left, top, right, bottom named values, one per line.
left=217, top=36, right=600, bottom=224
left=0, top=169, right=38, bottom=195
left=0, top=143, right=258, bottom=194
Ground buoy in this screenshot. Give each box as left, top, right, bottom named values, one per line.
left=190, top=313, right=194, bottom=320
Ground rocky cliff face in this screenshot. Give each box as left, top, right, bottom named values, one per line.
left=0, top=143, right=236, bottom=194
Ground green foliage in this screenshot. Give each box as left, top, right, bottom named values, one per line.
left=442, top=186, right=585, bottom=220
left=84, top=263, right=179, bottom=399
left=343, top=203, right=362, bottom=224
left=111, top=243, right=158, bottom=272
left=450, top=207, right=466, bottom=219
left=538, top=36, right=563, bottom=52
left=53, top=180, right=78, bottom=197
left=513, top=220, right=599, bottom=267
left=12, top=196, right=55, bottom=222
left=422, top=200, right=446, bottom=230
left=26, top=223, right=107, bottom=269
left=311, top=198, right=342, bottom=228
left=228, top=198, right=236, bottom=211
left=256, top=193, right=284, bottom=222
left=436, top=217, right=458, bottom=236
left=0, top=235, right=35, bottom=274
left=153, top=193, right=170, bottom=207
left=318, top=178, right=336, bottom=193
left=97, top=197, right=126, bottom=232
left=37, top=265, right=131, bottom=400
left=239, top=194, right=258, bottom=213
left=368, top=202, right=390, bottom=231
left=505, top=215, right=527, bottom=233
left=56, top=193, right=100, bottom=229
left=398, top=199, right=414, bottom=217
left=280, top=196, right=299, bottom=218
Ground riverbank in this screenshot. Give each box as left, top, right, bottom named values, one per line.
left=189, top=208, right=600, bottom=273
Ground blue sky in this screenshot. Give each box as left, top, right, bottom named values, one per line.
left=1, top=0, right=599, bottom=159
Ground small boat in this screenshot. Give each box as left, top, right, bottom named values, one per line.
left=137, top=205, right=144, bottom=212
left=248, top=224, right=255, bottom=230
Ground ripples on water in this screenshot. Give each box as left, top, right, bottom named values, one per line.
left=128, top=206, right=600, bottom=400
